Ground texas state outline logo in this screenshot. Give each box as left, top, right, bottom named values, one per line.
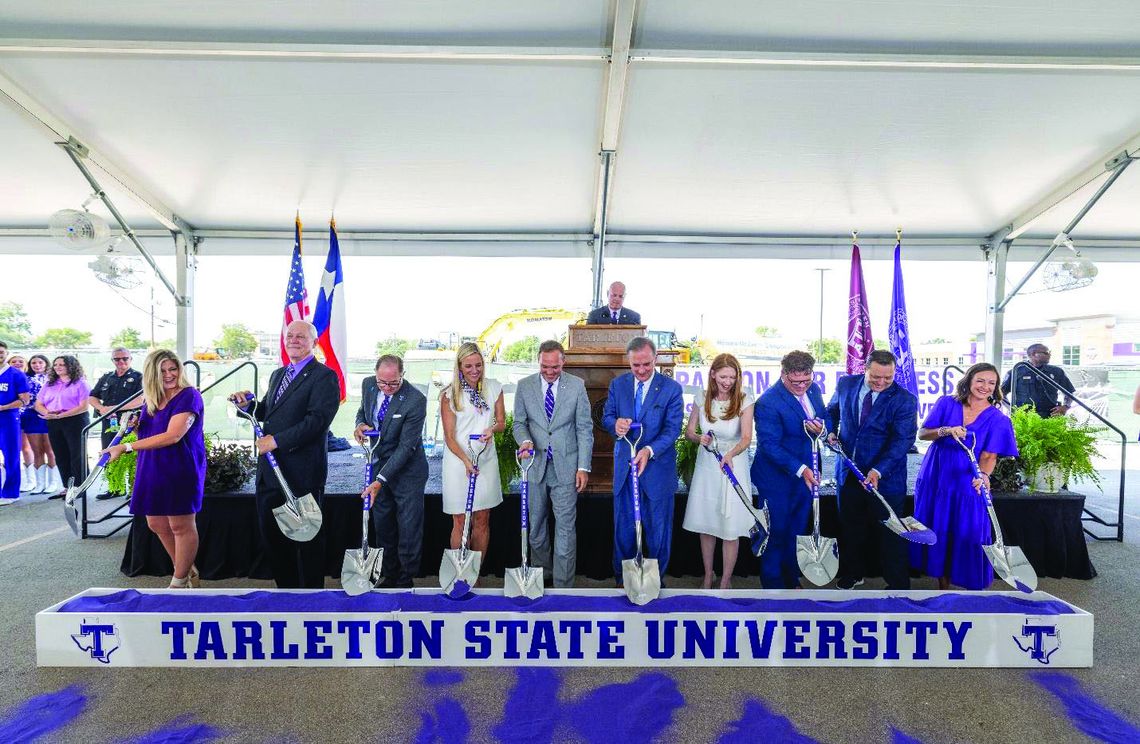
left=1012, top=620, right=1061, bottom=665
left=71, top=619, right=121, bottom=664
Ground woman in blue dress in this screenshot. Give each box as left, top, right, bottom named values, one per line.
left=0, top=342, right=31, bottom=502
left=911, top=363, right=1018, bottom=590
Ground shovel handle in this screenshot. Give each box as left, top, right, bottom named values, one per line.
left=234, top=395, right=298, bottom=506
left=93, top=412, right=140, bottom=468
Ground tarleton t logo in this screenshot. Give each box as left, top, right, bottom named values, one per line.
left=71, top=621, right=120, bottom=664
left=1012, top=621, right=1060, bottom=665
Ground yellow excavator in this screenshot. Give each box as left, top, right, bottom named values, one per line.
left=646, top=330, right=717, bottom=365
left=477, top=308, right=587, bottom=361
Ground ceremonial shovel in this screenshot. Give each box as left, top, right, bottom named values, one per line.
left=64, top=412, right=139, bottom=536
left=235, top=395, right=323, bottom=542
left=704, top=432, right=770, bottom=556
left=440, top=434, right=488, bottom=598
left=953, top=433, right=1038, bottom=593
left=824, top=440, right=938, bottom=545
left=796, top=420, right=840, bottom=586
left=621, top=423, right=660, bottom=605
left=341, top=430, right=384, bottom=596
left=503, top=449, right=544, bottom=599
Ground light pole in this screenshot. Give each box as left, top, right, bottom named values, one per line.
left=816, top=268, right=830, bottom=359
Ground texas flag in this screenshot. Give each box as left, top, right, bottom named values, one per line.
left=312, top=219, right=348, bottom=402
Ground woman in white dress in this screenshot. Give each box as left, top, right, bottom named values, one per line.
left=440, top=342, right=506, bottom=568
left=682, top=353, right=755, bottom=589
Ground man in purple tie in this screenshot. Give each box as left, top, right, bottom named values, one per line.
left=586, top=281, right=642, bottom=325
left=355, top=354, right=428, bottom=588
left=513, top=340, right=594, bottom=587
left=825, top=349, right=917, bottom=590
left=231, top=320, right=339, bottom=588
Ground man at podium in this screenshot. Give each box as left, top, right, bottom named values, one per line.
left=587, top=281, right=641, bottom=325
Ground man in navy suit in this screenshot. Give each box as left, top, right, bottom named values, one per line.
left=825, top=349, right=918, bottom=589
left=586, top=281, right=642, bottom=325
left=602, top=336, right=683, bottom=582
left=751, top=350, right=828, bottom=589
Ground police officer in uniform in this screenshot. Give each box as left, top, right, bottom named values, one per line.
left=1000, top=344, right=1076, bottom=418
left=88, top=347, right=143, bottom=499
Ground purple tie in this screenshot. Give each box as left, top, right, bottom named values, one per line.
left=860, top=390, right=873, bottom=425
left=375, top=394, right=391, bottom=429
left=798, top=394, right=812, bottom=418
left=274, top=364, right=296, bottom=403
left=544, top=382, right=555, bottom=460
left=611, top=310, right=619, bottom=324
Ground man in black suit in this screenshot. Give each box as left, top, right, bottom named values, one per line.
left=356, top=354, right=428, bottom=588
left=586, top=281, right=642, bottom=325
left=231, top=320, right=340, bottom=588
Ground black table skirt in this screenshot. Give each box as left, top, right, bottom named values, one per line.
left=121, top=490, right=1095, bottom=583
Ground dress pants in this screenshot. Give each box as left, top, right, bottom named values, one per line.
left=838, top=475, right=910, bottom=589
left=255, top=485, right=327, bottom=588
left=371, top=476, right=425, bottom=587
left=760, top=489, right=811, bottom=589
left=46, top=414, right=88, bottom=491
left=0, top=413, right=21, bottom=498
left=612, top=472, right=673, bottom=579
left=528, top=464, right=578, bottom=588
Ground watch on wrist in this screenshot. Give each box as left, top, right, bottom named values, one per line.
left=124, top=441, right=134, bottom=453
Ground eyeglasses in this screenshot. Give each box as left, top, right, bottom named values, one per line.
left=377, top=377, right=403, bottom=389
left=112, top=357, right=130, bottom=362
left=784, top=375, right=813, bottom=387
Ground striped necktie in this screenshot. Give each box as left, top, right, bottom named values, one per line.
left=375, top=394, right=391, bottom=429
left=274, top=364, right=296, bottom=404
left=544, top=381, right=555, bottom=460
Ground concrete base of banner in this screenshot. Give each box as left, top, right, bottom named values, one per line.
left=37, top=587, right=1093, bottom=668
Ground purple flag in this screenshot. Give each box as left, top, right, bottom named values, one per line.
left=889, top=240, right=918, bottom=396
left=846, top=243, right=874, bottom=374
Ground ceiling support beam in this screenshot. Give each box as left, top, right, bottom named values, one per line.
left=589, top=0, right=637, bottom=308
left=631, top=49, right=1140, bottom=72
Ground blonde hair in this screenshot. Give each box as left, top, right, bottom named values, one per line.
left=142, top=349, right=192, bottom=411
left=703, top=353, right=745, bottom=422
left=446, top=342, right=485, bottom=412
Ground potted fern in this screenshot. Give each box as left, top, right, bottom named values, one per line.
left=1010, top=406, right=1102, bottom=493
left=103, top=431, right=139, bottom=496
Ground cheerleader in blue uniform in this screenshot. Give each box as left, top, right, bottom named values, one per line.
left=0, top=342, right=32, bottom=503
left=20, top=354, right=56, bottom=493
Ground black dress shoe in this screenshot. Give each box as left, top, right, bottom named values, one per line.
left=95, top=492, right=117, bottom=501
left=47, top=492, right=65, bottom=500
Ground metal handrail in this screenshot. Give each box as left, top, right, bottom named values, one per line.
left=198, top=360, right=259, bottom=400
left=183, top=360, right=201, bottom=388
left=941, top=364, right=966, bottom=395
left=1014, top=363, right=1126, bottom=542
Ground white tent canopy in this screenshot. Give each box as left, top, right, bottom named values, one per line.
left=2, top=1, right=1140, bottom=355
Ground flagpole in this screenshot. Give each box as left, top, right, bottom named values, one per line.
left=816, top=268, right=829, bottom=359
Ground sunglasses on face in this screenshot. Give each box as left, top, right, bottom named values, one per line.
left=113, top=357, right=130, bottom=362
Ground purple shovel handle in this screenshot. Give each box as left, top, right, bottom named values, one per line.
left=95, top=413, right=139, bottom=468
left=362, top=430, right=379, bottom=509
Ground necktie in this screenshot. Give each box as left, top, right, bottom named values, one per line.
left=611, top=310, right=619, bottom=324
left=798, top=394, right=812, bottom=418
left=376, top=394, right=391, bottom=429
left=274, top=364, right=296, bottom=403
left=544, top=382, right=555, bottom=460
left=634, top=379, right=645, bottom=420
left=860, top=390, right=873, bottom=425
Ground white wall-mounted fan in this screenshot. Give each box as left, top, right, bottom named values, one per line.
left=1042, top=233, right=1098, bottom=292
left=48, top=207, right=111, bottom=251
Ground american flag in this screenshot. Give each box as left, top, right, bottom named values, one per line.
left=280, top=215, right=310, bottom=365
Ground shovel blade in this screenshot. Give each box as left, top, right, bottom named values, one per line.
left=440, top=547, right=482, bottom=598
left=340, top=547, right=384, bottom=596
left=892, top=516, right=939, bottom=545
left=747, top=501, right=771, bottom=557
left=63, top=501, right=79, bottom=536
left=796, top=535, right=840, bottom=586
left=504, top=566, right=544, bottom=600
left=621, top=557, right=661, bottom=605
left=273, top=493, right=323, bottom=542
left=985, top=543, right=1038, bottom=593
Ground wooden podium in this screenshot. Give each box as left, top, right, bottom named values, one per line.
left=562, top=325, right=677, bottom=493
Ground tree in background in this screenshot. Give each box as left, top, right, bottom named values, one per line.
left=375, top=337, right=413, bottom=359
left=214, top=323, right=257, bottom=359
left=110, top=327, right=144, bottom=348
left=0, top=301, right=32, bottom=345
left=35, top=328, right=93, bottom=349
left=502, top=335, right=541, bottom=363
left=754, top=325, right=779, bottom=337
left=807, top=338, right=843, bottom=364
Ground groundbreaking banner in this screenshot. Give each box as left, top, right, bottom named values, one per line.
left=39, top=589, right=1092, bottom=668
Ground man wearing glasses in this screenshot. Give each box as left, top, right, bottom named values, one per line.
left=356, top=354, right=428, bottom=588
left=751, top=350, right=828, bottom=589
left=88, top=347, right=143, bottom=500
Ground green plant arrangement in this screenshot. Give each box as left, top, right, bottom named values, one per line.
left=103, top=431, right=139, bottom=496
left=494, top=413, right=520, bottom=494
left=204, top=433, right=257, bottom=494
left=988, top=456, right=1022, bottom=493
left=1010, top=406, right=1102, bottom=492
left=675, top=432, right=698, bottom=488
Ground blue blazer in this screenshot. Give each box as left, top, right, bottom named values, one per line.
left=602, top=372, right=683, bottom=497
left=750, top=381, right=827, bottom=500
left=824, top=375, right=917, bottom=497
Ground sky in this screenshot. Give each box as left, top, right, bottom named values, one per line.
left=1, top=248, right=1137, bottom=358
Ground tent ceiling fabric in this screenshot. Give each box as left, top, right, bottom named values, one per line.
left=1, top=0, right=1140, bottom=255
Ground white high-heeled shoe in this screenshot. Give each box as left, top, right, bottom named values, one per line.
left=20, top=465, right=36, bottom=492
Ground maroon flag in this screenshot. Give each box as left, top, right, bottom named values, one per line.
left=846, top=241, right=874, bottom=374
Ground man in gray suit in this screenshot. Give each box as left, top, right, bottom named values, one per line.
left=356, top=354, right=429, bottom=588
left=513, top=340, right=594, bottom=587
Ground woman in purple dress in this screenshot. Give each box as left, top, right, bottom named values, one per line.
left=104, top=350, right=205, bottom=589
left=911, top=363, right=1018, bottom=590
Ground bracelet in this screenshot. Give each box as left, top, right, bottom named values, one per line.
left=937, top=426, right=948, bottom=437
